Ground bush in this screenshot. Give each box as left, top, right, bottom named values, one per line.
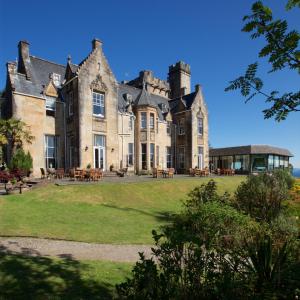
left=117, top=179, right=300, bottom=299
left=9, top=148, right=33, bottom=175
left=234, top=171, right=291, bottom=223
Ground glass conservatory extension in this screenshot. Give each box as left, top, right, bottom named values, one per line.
left=209, top=145, right=292, bottom=174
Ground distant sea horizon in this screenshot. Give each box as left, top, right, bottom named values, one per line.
left=293, top=168, right=300, bottom=178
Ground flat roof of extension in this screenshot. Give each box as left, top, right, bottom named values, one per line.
left=209, top=145, right=293, bottom=157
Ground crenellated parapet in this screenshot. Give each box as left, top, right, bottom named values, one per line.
left=127, top=70, right=170, bottom=98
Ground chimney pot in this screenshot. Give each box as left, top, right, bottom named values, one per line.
left=195, top=84, right=201, bottom=92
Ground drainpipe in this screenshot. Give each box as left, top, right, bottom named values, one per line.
left=60, top=92, right=67, bottom=171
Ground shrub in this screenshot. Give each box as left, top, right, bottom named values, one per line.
left=117, top=179, right=300, bottom=299
left=234, top=171, right=290, bottom=223
left=9, top=148, right=33, bottom=175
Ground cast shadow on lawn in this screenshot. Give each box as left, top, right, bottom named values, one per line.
left=0, top=245, right=113, bottom=300
left=101, top=203, right=177, bottom=222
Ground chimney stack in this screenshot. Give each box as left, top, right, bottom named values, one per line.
left=92, top=38, right=103, bottom=50
left=17, top=40, right=31, bottom=79
left=195, top=84, right=201, bottom=93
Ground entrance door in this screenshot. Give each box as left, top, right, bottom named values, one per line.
left=197, top=146, right=203, bottom=169
left=94, top=135, right=106, bottom=170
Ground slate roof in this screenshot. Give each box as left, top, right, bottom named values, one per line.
left=209, top=145, right=293, bottom=157
left=13, top=56, right=66, bottom=98
left=169, top=92, right=197, bottom=113
left=118, top=83, right=170, bottom=120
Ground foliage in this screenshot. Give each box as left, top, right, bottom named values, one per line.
left=9, top=148, right=33, bottom=174
left=234, top=170, right=294, bottom=223
left=225, top=1, right=300, bottom=121
left=117, top=179, right=300, bottom=299
left=0, top=118, right=34, bottom=151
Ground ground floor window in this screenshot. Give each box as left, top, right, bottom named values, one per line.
left=233, top=155, right=250, bottom=172
left=94, top=135, right=105, bottom=169
left=141, top=143, right=147, bottom=170
left=156, top=145, right=159, bottom=167
left=45, top=135, right=58, bottom=169
left=128, top=143, right=134, bottom=166
left=197, top=146, right=203, bottom=169
left=251, top=155, right=267, bottom=172
left=150, top=143, right=155, bottom=168
left=166, top=147, right=172, bottom=168
left=178, top=147, right=185, bottom=169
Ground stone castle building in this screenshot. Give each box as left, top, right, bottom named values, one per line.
left=3, top=39, right=209, bottom=177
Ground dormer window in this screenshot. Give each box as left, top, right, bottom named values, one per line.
left=93, top=91, right=105, bottom=118
left=52, top=73, right=61, bottom=87
left=46, top=96, right=56, bottom=111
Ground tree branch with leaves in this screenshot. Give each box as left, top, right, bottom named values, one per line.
left=225, top=1, right=300, bottom=121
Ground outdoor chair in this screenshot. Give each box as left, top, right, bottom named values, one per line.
left=94, top=168, right=103, bottom=181
left=189, top=168, right=195, bottom=176
left=166, top=168, right=175, bottom=178
left=69, top=168, right=75, bottom=180
left=55, top=168, right=65, bottom=179
left=74, top=169, right=82, bottom=181
left=40, top=168, right=47, bottom=179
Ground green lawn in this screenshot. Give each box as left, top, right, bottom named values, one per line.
left=0, top=176, right=244, bottom=244
left=0, top=253, right=132, bottom=299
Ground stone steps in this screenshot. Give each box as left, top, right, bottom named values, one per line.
left=103, top=171, right=118, bottom=177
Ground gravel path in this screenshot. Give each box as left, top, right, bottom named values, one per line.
left=0, top=237, right=153, bottom=262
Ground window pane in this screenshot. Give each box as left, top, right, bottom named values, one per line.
left=141, top=112, right=147, bottom=129
left=94, top=135, right=105, bottom=147
left=93, top=92, right=105, bottom=117
left=141, top=143, right=147, bottom=170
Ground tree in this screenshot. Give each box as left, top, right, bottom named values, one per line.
left=225, top=1, right=300, bottom=121
left=0, top=118, right=34, bottom=152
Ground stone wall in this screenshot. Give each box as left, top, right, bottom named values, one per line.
left=77, top=40, right=119, bottom=170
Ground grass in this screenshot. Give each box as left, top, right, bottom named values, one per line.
left=0, top=253, right=132, bottom=299
left=0, top=176, right=244, bottom=244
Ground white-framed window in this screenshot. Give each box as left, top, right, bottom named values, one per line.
left=129, top=116, right=134, bottom=131
left=94, top=134, right=106, bottom=170
left=53, top=73, right=61, bottom=86
left=150, top=113, right=155, bottom=130
left=45, top=135, right=58, bottom=169
left=45, top=96, right=56, bottom=111
left=198, top=117, right=203, bottom=135
left=93, top=91, right=105, bottom=117
left=150, top=143, right=155, bottom=168
left=141, top=112, right=147, bottom=129
left=198, top=146, right=204, bottom=169
left=166, top=146, right=172, bottom=168
left=178, top=118, right=185, bottom=135
left=128, top=143, right=134, bottom=166
left=68, top=91, right=74, bottom=116
left=167, top=121, right=171, bottom=135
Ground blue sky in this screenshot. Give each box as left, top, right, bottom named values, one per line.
left=0, top=0, right=299, bottom=167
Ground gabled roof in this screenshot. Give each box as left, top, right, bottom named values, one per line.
left=169, top=92, right=197, bottom=113
left=13, top=56, right=66, bottom=98
left=118, top=83, right=170, bottom=120
left=209, top=145, right=293, bottom=157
